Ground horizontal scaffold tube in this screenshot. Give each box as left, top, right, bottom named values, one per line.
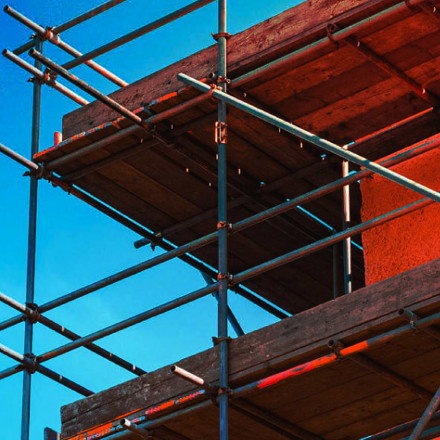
left=0, top=291, right=146, bottom=376
left=32, top=194, right=436, bottom=370
left=83, top=308, right=440, bottom=440
left=38, top=231, right=218, bottom=313
left=178, top=73, right=440, bottom=204
left=10, top=0, right=127, bottom=55
left=52, top=0, right=127, bottom=34
left=44, top=93, right=211, bottom=171
left=2, top=50, right=89, bottom=106
left=61, top=0, right=216, bottom=71
left=0, top=342, right=93, bottom=396
left=29, top=49, right=141, bottom=125
left=0, top=141, right=285, bottom=331
left=5, top=5, right=127, bottom=87
left=3, top=135, right=439, bottom=320
left=230, top=0, right=430, bottom=89
left=230, top=309, right=440, bottom=397
left=37, top=282, right=220, bottom=362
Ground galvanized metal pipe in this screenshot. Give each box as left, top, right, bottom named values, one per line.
left=0, top=343, right=93, bottom=396
left=46, top=93, right=211, bottom=172
left=2, top=49, right=89, bottom=106
left=119, top=419, right=150, bottom=439
left=21, top=37, right=42, bottom=440
left=61, top=0, right=216, bottom=71
left=230, top=308, right=440, bottom=398
left=230, top=0, right=430, bottom=89
left=5, top=5, right=127, bottom=87
left=82, top=308, right=440, bottom=440
left=233, top=197, right=433, bottom=285
left=29, top=49, right=142, bottom=125
left=0, top=364, right=25, bottom=380
left=178, top=73, right=440, bottom=204
left=3, top=134, right=439, bottom=326
left=342, top=148, right=352, bottom=295
left=45, top=125, right=144, bottom=170
left=0, top=141, right=286, bottom=326
left=12, top=40, right=35, bottom=56
left=0, top=291, right=146, bottom=376
left=365, top=411, right=440, bottom=440
left=201, top=272, right=244, bottom=337
left=36, top=364, right=94, bottom=396
left=171, top=365, right=217, bottom=394
left=216, top=1, right=229, bottom=438
left=38, top=230, right=218, bottom=313
left=2, top=135, right=440, bottom=320
left=37, top=282, right=219, bottom=362
left=52, top=0, right=127, bottom=34
left=107, top=401, right=213, bottom=440
left=408, top=385, right=440, bottom=440
left=0, top=142, right=39, bottom=172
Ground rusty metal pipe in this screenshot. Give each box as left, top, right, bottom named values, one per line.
left=61, top=0, right=216, bottom=71
left=53, top=0, right=127, bottom=34
left=4, top=5, right=127, bottom=87
left=2, top=49, right=89, bottom=106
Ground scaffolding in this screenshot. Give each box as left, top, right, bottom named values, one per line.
left=3, top=0, right=440, bottom=439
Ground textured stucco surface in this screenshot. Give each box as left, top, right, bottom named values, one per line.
left=361, top=140, right=440, bottom=285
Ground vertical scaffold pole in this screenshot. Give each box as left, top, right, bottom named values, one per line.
left=21, top=37, right=42, bottom=440
left=342, top=148, right=352, bottom=295
left=216, top=1, right=229, bottom=439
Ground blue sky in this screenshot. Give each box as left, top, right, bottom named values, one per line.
left=0, top=1, right=300, bottom=438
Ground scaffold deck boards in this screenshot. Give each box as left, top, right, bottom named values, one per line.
left=33, top=0, right=440, bottom=314
left=61, top=258, right=440, bottom=440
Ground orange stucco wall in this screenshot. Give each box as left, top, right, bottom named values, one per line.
left=360, top=136, right=440, bottom=286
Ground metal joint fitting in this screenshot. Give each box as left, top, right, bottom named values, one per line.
left=23, top=353, right=38, bottom=374
left=326, top=23, right=340, bottom=47
left=212, top=336, right=232, bottom=346
left=216, top=75, right=231, bottom=85
left=44, top=27, right=56, bottom=42
left=217, top=272, right=232, bottom=282
left=25, top=302, right=41, bottom=324
left=36, top=162, right=51, bottom=180
left=215, top=121, right=228, bottom=144
left=399, top=308, right=419, bottom=331
left=217, top=221, right=232, bottom=231
left=328, top=339, right=344, bottom=361
left=211, top=32, right=231, bottom=41
left=217, top=386, right=231, bottom=395
left=42, top=68, right=57, bottom=86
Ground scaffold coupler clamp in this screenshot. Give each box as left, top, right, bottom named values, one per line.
left=399, top=308, right=419, bottom=331
left=328, top=339, right=344, bottom=361
left=150, top=232, right=163, bottom=251
left=326, top=23, right=340, bottom=47
left=24, top=163, right=50, bottom=181
left=216, top=75, right=231, bottom=85
left=23, top=353, right=38, bottom=374
left=212, top=336, right=232, bottom=346
left=215, top=121, right=228, bottom=144
left=25, top=302, right=41, bottom=324
left=217, top=221, right=232, bottom=231
left=43, top=67, right=58, bottom=86
left=211, top=32, right=231, bottom=41
left=217, top=385, right=231, bottom=397
left=217, top=273, right=233, bottom=286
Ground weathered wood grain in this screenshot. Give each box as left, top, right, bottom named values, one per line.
left=62, top=258, right=440, bottom=437
left=61, top=0, right=404, bottom=138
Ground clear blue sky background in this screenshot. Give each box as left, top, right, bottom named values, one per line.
left=0, top=1, right=300, bottom=438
